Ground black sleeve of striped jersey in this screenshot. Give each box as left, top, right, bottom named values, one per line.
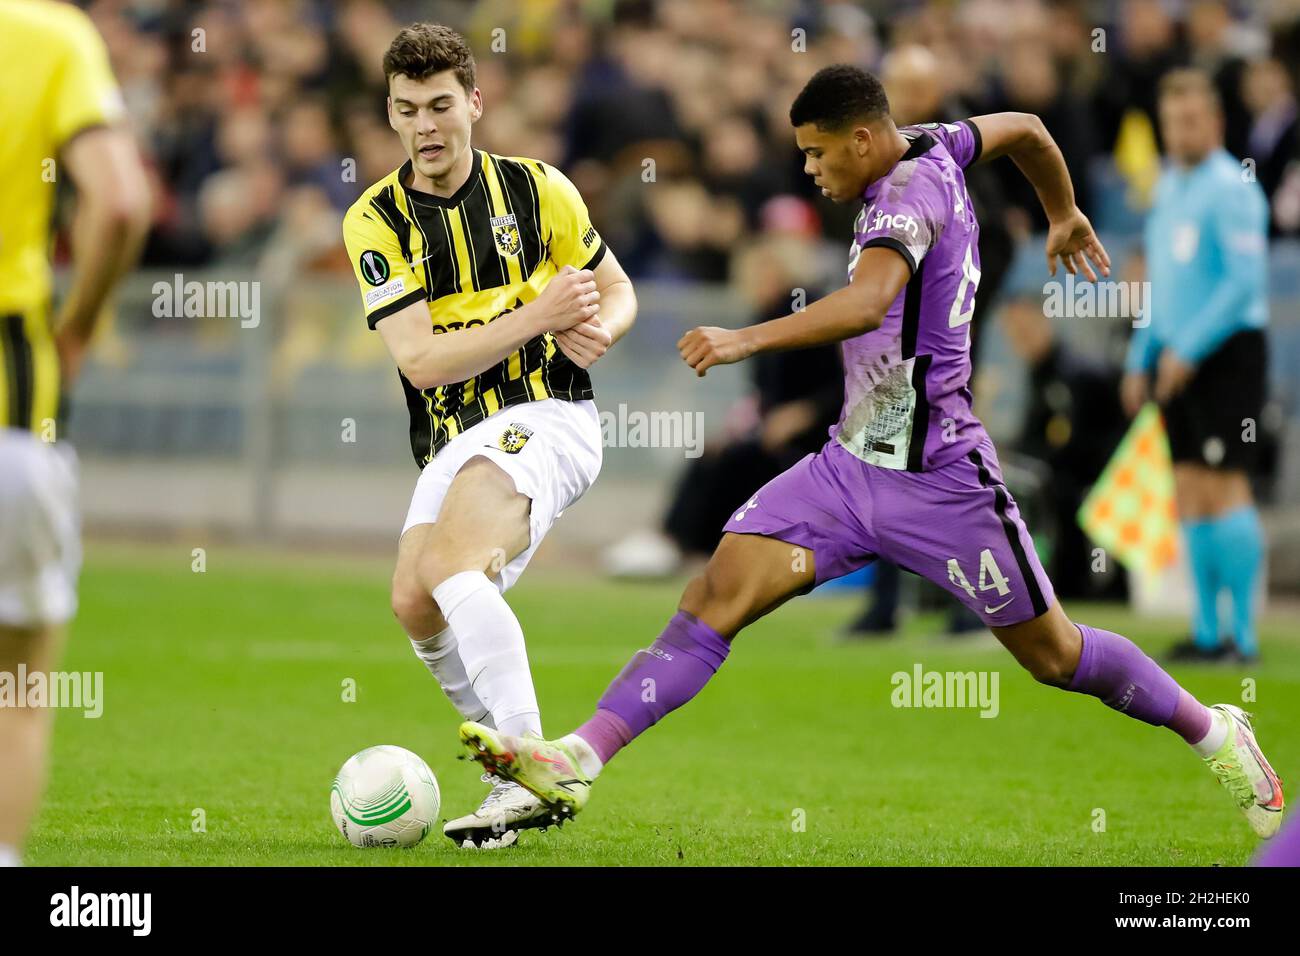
left=960, top=118, right=983, bottom=167
left=860, top=236, right=918, bottom=276
left=366, top=287, right=428, bottom=330
left=578, top=238, right=608, bottom=272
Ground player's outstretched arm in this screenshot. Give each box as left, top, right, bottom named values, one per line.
left=678, top=245, right=910, bottom=376
left=376, top=266, right=599, bottom=389
left=967, top=112, right=1110, bottom=281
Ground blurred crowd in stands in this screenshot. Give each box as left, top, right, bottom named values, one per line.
left=77, top=0, right=1300, bottom=283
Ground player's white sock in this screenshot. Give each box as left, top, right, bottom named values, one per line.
left=560, top=733, right=604, bottom=779
left=408, top=627, right=493, bottom=726
left=1191, top=708, right=1230, bottom=757
left=0, top=845, right=21, bottom=867
left=432, top=571, right=541, bottom=738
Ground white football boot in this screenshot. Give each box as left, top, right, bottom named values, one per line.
left=442, top=773, right=556, bottom=849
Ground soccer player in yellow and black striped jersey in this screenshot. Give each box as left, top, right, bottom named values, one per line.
left=342, top=23, right=636, bottom=848
left=345, top=132, right=608, bottom=467
left=0, top=0, right=150, bottom=867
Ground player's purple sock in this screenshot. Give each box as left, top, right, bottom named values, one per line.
left=571, top=708, right=633, bottom=765
left=1068, top=623, right=1211, bottom=743
left=574, top=611, right=731, bottom=764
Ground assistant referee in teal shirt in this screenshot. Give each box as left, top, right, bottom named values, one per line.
left=1123, top=68, right=1270, bottom=663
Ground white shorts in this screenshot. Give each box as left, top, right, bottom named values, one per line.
left=400, top=398, right=603, bottom=592
left=0, top=428, right=81, bottom=627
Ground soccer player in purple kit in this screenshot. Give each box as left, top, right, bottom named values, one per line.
left=459, top=65, right=1285, bottom=845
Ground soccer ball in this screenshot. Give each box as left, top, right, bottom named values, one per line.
left=330, top=745, right=440, bottom=848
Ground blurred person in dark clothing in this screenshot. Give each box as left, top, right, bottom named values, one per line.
left=561, top=20, right=683, bottom=167
left=1242, top=57, right=1300, bottom=235
left=639, top=176, right=745, bottom=282
left=1187, top=0, right=1254, bottom=162
left=281, top=98, right=353, bottom=211
left=1001, top=298, right=1128, bottom=599
left=604, top=211, right=842, bottom=577
left=1047, top=0, right=1109, bottom=106
left=990, top=38, right=1098, bottom=227
left=1091, top=0, right=1186, bottom=152
left=701, top=114, right=788, bottom=230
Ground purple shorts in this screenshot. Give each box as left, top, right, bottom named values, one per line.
left=724, top=434, right=1055, bottom=627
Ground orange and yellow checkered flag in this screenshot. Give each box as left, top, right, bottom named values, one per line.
left=1078, top=403, right=1180, bottom=576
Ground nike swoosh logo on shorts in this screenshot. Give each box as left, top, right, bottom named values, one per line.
left=984, top=599, right=1013, bottom=614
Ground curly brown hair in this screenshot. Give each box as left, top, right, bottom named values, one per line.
left=383, top=23, right=476, bottom=93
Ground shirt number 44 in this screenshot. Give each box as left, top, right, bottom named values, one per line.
left=947, top=548, right=1013, bottom=614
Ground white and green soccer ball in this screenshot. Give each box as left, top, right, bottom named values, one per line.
left=330, top=745, right=441, bottom=848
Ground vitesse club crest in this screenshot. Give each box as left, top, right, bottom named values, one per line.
left=495, top=423, right=533, bottom=454
left=491, top=213, right=522, bottom=257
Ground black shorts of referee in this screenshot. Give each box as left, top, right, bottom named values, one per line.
left=1162, top=328, right=1267, bottom=472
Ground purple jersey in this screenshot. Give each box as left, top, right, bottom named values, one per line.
left=834, top=120, right=986, bottom=472
left=723, top=119, right=1055, bottom=625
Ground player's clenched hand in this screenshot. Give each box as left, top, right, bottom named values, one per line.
left=678, top=326, right=752, bottom=377
left=1045, top=207, right=1110, bottom=282
left=533, top=264, right=599, bottom=333
left=554, top=317, right=612, bottom=369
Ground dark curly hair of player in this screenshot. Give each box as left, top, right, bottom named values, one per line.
left=789, top=64, right=891, bottom=132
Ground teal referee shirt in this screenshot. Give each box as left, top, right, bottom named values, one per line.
left=1127, top=148, right=1269, bottom=372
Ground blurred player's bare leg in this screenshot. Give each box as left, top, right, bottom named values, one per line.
left=1174, top=463, right=1262, bottom=657
left=0, top=622, right=65, bottom=866
left=415, top=456, right=540, bottom=737
left=556, top=532, right=816, bottom=776
left=392, top=523, right=491, bottom=725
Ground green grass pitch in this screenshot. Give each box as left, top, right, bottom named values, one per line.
left=27, top=541, right=1299, bottom=866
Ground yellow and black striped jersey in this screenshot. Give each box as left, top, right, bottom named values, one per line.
left=342, top=149, right=607, bottom=468
left=0, top=0, right=125, bottom=435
